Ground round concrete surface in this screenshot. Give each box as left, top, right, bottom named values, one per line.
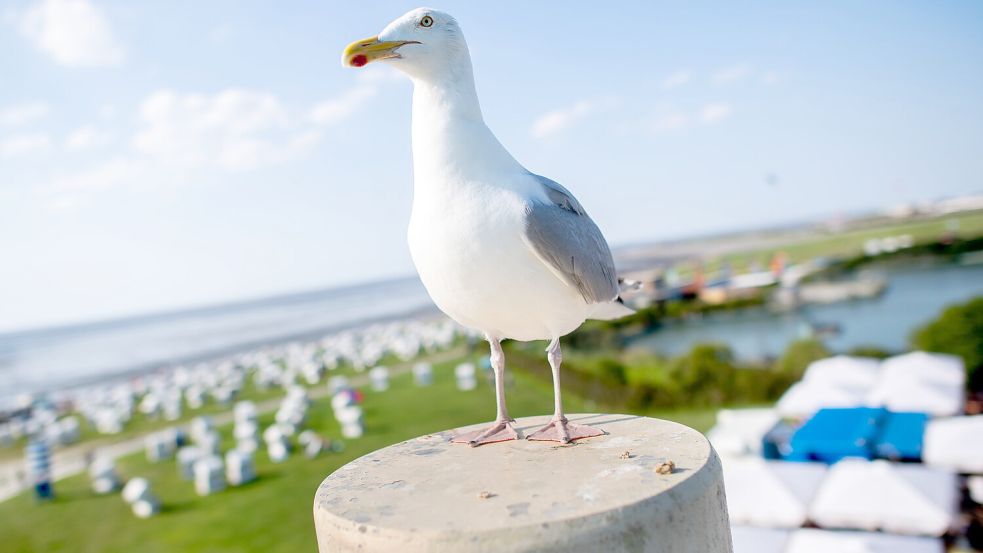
left=314, top=413, right=732, bottom=553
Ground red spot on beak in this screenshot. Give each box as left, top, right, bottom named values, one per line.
left=351, top=54, right=368, bottom=67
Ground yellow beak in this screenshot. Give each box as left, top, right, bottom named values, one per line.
left=341, top=36, right=419, bottom=68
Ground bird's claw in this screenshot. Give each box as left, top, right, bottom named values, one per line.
left=526, top=417, right=603, bottom=444
left=451, top=419, right=519, bottom=447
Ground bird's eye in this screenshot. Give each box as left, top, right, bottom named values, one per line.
left=420, top=15, right=433, bottom=27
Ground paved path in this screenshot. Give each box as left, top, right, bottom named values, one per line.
left=0, top=348, right=467, bottom=503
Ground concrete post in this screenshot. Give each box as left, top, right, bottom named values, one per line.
left=314, top=414, right=732, bottom=553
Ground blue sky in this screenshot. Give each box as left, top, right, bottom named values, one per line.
left=1, top=0, right=982, bottom=332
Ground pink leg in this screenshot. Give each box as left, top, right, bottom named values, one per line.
left=527, top=338, right=604, bottom=444
left=452, top=337, right=519, bottom=447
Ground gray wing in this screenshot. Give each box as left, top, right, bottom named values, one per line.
left=523, top=173, right=619, bottom=304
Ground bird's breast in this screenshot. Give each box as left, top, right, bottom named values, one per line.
left=408, top=182, right=528, bottom=290
left=406, top=179, right=588, bottom=339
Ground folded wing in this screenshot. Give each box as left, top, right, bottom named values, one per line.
left=522, top=174, right=620, bottom=305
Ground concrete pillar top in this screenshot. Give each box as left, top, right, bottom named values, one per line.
left=314, top=413, right=732, bottom=553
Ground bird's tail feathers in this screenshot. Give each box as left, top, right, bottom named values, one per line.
left=589, top=298, right=635, bottom=321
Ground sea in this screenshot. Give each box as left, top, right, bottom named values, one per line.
left=0, top=277, right=436, bottom=410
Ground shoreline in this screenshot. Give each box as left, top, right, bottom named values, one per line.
left=1, top=303, right=442, bottom=413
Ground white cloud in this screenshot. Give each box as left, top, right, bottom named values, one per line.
left=712, top=64, right=751, bottom=85
left=65, top=125, right=111, bottom=151
left=132, top=88, right=307, bottom=171
left=700, top=103, right=733, bottom=124
left=18, top=0, right=124, bottom=67
left=0, top=133, right=52, bottom=157
left=46, top=84, right=377, bottom=208
left=531, top=100, right=596, bottom=138
left=662, top=70, right=691, bottom=89
left=0, top=102, right=50, bottom=126
left=761, top=71, right=779, bottom=86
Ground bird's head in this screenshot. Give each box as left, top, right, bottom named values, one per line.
left=342, top=8, right=469, bottom=81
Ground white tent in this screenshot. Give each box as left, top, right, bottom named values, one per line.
left=132, top=498, right=160, bottom=518
left=89, top=456, right=119, bottom=494
left=730, top=526, right=789, bottom=553
left=866, top=380, right=963, bottom=417
left=194, top=455, right=226, bottom=496
left=145, top=431, right=176, bottom=462
left=455, top=363, right=477, bottom=391
left=122, top=477, right=160, bottom=518
left=802, top=356, right=881, bottom=391
left=776, top=380, right=867, bottom=418
left=336, top=406, right=364, bottom=438
left=369, top=366, right=390, bottom=391
left=808, top=459, right=958, bottom=536
left=268, top=440, right=290, bottom=463
left=707, top=408, right=779, bottom=457
left=785, top=529, right=944, bottom=553
left=866, top=352, right=964, bottom=416
left=413, top=362, right=433, bottom=386
left=723, top=457, right=826, bottom=528
left=923, top=416, right=983, bottom=473
left=121, top=477, right=153, bottom=504
left=225, top=449, right=255, bottom=486
left=176, top=446, right=203, bottom=480
left=878, top=351, right=964, bottom=388
left=190, top=416, right=214, bottom=444
left=197, top=430, right=221, bottom=455
left=969, top=475, right=983, bottom=504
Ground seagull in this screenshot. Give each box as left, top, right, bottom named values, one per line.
left=343, top=8, right=632, bottom=445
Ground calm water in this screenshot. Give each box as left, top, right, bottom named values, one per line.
left=0, top=277, right=435, bottom=408
left=633, top=262, right=983, bottom=360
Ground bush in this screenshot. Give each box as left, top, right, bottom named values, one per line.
left=846, top=345, right=893, bottom=359
left=774, top=338, right=830, bottom=377
left=508, top=337, right=831, bottom=412
left=597, top=358, right=628, bottom=386
left=668, top=344, right=737, bottom=407
left=912, top=296, right=983, bottom=381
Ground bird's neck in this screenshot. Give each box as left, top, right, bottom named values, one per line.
left=410, top=68, right=521, bottom=193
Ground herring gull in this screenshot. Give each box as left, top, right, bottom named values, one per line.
left=343, top=8, right=632, bottom=445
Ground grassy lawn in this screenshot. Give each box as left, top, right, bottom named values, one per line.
left=0, top=382, right=287, bottom=464
left=718, top=210, right=983, bottom=272
left=0, top=348, right=468, bottom=463
left=0, top=354, right=720, bottom=553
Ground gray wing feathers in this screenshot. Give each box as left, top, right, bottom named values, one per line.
left=537, top=175, right=587, bottom=215
left=524, top=174, right=619, bottom=304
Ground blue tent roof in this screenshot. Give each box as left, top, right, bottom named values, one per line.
left=785, top=407, right=885, bottom=463
left=874, top=411, right=928, bottom=461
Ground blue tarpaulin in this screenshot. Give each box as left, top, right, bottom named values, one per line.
left=783, top=407, right=929, bottom=463
left=761, top=420, right=797, bottom=460
left=785, top=407, right=885, bottom=463
left=874, top=411, right=929, bottom=461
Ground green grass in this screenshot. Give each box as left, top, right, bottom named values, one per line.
left=718, top=210, right=983, bottom=272
left=0, top=349, right=466, bottom=463
left=0, top=382, right=277, bottom=463
left=0, top=354, right=719, bottom=553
